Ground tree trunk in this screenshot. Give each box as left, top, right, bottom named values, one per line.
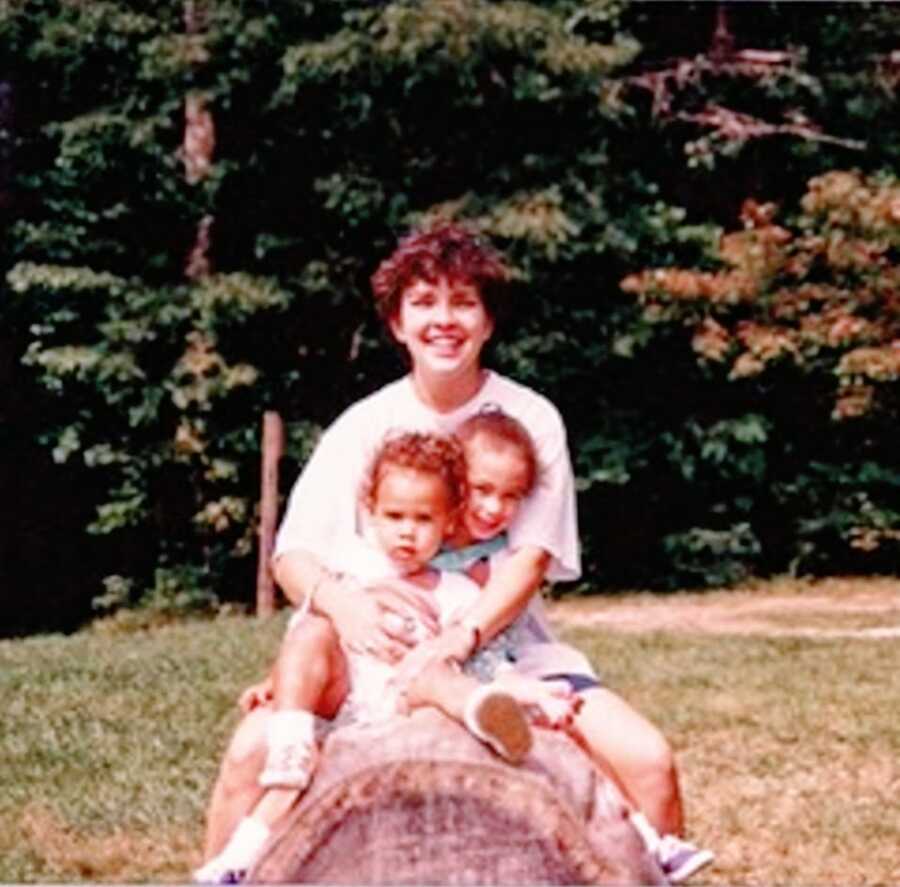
left=249, top=708, right=667, bottom=885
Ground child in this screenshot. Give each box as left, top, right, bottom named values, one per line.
left=416, top=407, right=599, bottom=712
left=414, top=407, right=714, bottom=884
left=262, top=429, right=549, bottom=784
left=194, top=430, right=561, bottom=884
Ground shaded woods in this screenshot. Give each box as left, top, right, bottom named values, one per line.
left=1, top=1, right=898, bottom=635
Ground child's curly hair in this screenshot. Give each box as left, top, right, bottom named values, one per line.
left=456, top=407, right=539, bottom=494
left=362, top=430, right=468, bottom=514
left=370, top=224, right=512, bottom=323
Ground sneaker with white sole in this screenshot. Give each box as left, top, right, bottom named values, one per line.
left=655, top=834, right=714, bottom=883
left=193, top=856, right=246, bottom=885
left=193, top=817, right=270, bottom=885
left=463, top=684, right=532, bottom=763
left=259, top=734, right=318, bottom=789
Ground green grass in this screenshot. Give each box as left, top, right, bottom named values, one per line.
left=2, top=607, right=899, bottom=883
left=568, top=627, right=900, bottom=885
left=0, top=614, right=287, bottom=882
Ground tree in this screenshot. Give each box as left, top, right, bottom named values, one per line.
left=2, top=1, right=898, bottom=631
left=620, top=171, right=900, bottom=580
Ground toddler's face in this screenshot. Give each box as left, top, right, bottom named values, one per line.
left=370, top=467, right=455, bottom=574
left=461, top=435, right=531, bottom=542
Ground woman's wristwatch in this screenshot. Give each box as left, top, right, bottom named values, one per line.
left=308, top=567, right=351, bottom=615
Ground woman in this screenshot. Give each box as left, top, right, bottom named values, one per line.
left=201, top=225, right=689, bottom=872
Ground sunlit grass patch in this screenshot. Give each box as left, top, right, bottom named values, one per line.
left=18, top=804, right=197, bottom=882
left=747, top=608, right=900, bottom=632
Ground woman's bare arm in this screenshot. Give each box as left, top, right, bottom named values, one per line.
left=273, top=548, right=439, bottom=661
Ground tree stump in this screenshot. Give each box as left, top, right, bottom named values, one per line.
left=249, top=708, right=666, bottom=885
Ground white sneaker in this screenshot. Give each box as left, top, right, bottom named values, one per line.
left=260, top=710, right=318, bottom=789
left=193, top=817, right=270, bottom=884
left=193, top=854, right=246, bottom=884
left=463, top=684, right=532, bottom=764
left=259, top=734, right=318, bottom=789
left=655, top=834, right=714, bottom=883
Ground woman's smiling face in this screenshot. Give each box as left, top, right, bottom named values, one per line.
left=389, top=276, right=494, bottom=381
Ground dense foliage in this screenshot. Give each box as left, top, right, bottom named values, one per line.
left=621, top=172, right=900, bottom=583
left=1, top=0, right=898, bottom=633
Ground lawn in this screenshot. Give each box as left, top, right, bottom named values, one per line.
left=570, top=627, right=900, bottom=884
left=2, top=584, right=899, bottom=883
left=0, top=614, right=285, bottom=882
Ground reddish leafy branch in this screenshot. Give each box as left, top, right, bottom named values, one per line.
left=621, top=170, right=900, bottom=421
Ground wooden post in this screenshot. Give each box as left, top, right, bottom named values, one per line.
left=256, top=411, right=284, bottom=616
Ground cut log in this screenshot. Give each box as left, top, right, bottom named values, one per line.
left=249, top=707, right=666, bottom=885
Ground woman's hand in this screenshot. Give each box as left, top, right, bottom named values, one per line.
left=328, top=577, right=440, bottom=663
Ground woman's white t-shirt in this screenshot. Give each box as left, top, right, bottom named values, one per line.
left=274, top=371, right=580, bottom=582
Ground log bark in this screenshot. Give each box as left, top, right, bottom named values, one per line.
left=249, top=708, right=666, bottom=885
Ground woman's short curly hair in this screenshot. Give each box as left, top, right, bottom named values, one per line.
left=370, top=224, right=512, bottom=323
left=361, top=430, right=468, bottom=514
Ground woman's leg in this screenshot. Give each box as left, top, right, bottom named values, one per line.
left=410, top=664, right=681, bottom=833
left=572, top=686, right=683, bottom=836
left=203, top=707, right=269, bottom=859
left=201, top=707, right=336, bottom=863
left=202, top=615, right=348, bottom=860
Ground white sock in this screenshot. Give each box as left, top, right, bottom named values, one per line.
left=266, top=709, right=315, bottom=749
left=219, top=816, right=271, bottom=869
left=629, top=810, right=662, bottom=852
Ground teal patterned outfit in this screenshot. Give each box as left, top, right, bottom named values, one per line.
left=431, top=535, right=552, bottom=683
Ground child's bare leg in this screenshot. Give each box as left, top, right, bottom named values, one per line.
left=404, top=661, right=532, bottom=763
left=261, top=613, right=347, bottom=789
left=196, top=619, right=348, bottom=883
left=271, top=613, right=346, bottom=713
left=491, top=669, right=581, bottom=728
